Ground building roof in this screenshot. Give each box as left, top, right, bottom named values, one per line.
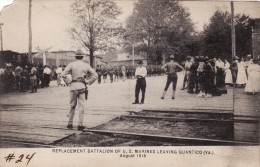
left=112, top=53, right=146, bottom=62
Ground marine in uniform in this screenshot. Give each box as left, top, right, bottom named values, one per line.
left=95, top=65, right=102, bottom=84
left=132, top=61, right=147, bottom=104
left=61, top=50, right=98, bottom=130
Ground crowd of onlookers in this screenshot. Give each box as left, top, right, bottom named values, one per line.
left=0, top=63, right=164, bottom=93
left=1, top=54, right=259, bottom=96
left=0, top=63, right=55, bottom=93
left=180, top=54, right=260, bottom=98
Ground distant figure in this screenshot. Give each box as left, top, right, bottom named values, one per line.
left=197, top=56, right=206, bottom=97
left=244, top=54, right=253, bottom=79
left=15, top=64, right=23, bottom=91
left=96, top=65, right=102, bottom=84
left=30, top=64, right=38, bottom=93
left=224, top=59, right=232, bottom=85
left=114, top=66, right=120, bottom=82
left=245, top=59, right=260, bottom=94
left=108, top=65, right=114, bottom=83
left=56, top=65, right=63, bottom=86
left=161, top=55, right=184, bottom=99
left=132, top=61, right=147, bottom=104
left=121, top=65, right=126, bottom=81
left=61, top=49, right=97, bottom=131
left=43, top=65, right=52, bottom=87
left=236, top=57, right=247, bottom=87
left=3, top=63, right=15, bottom=92
left=231, top=56, right=239, bottom=85
left=181, top=56, right=192, bottom=90
left=204, top=57, right=215, bottom=98
left=102, top=66, right=108, bottom=83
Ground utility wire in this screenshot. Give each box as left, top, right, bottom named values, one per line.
left=32, top=1, right=71, bottom=20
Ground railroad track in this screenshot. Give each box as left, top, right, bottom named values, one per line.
left=1, top=109, right=258, bottom=147
left=82, top=109, right=259, bottom=146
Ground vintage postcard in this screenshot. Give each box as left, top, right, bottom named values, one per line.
left=0, top=0, right=259, bottom=166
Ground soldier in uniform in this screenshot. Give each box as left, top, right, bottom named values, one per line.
left=96, top=65, right=102, bottom=84
left=121, top=65, right=126, bottom=81
left=108, top=65, right=114, bottom=83
left=114, top=66, right=120, bottom=82
left=61, top=50, right=97, bottom=131
left=102, top=66, right=108, bottom=83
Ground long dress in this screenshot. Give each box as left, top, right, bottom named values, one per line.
left=224, top=62, right=232, bottom=84
left=236, top=61, right=247, bottom=85
left=245, top=64, right=260, bottom=93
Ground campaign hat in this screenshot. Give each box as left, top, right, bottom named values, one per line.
left=75, top=49, right=84, bottom=57
left=169, top=55, right=175, bottom=60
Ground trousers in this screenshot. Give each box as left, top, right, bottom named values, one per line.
left=135, top=78, right=146, bottom=103
left=164, top=74, right=178, bottom=91
left=68, top=89, right=85, bottom=126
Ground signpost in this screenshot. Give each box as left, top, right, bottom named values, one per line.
left=34, top=47, right=52, bottom=65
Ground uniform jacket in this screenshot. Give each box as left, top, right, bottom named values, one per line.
left=61, top=60, right=98, bottom=91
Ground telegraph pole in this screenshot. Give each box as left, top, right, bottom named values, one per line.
left=231, top=1, right=236, bottom=58
left=28, top=0, right=32, bottom=59
left=0, top=22, right=3, bottom=51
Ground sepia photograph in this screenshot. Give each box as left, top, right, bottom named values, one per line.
left=0, top=0, right=259, bottom=166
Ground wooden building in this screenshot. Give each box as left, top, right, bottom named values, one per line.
left=110, top=53, right=147, bottom=66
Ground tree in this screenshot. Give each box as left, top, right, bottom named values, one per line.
left=70, top=0, right=124, bottom=67
left=202, top=9, right=258, bottom=60
left=125, top=0, right=195, bottom=64
left=203, top=10, right=232, bottom=59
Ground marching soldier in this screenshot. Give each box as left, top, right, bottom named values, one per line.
left=114, top=66, right=120, bottom=82
left=96, top=65, right=102, bottom=84
left=102, top=66, right=108, bottom=83
left=108, top=65, right=114, bottom=83
left=61, top=49, right=97, bottom=131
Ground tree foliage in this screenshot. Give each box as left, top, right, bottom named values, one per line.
left=70, top=0, right=124, bottom=67
left=125, top=0, right=195, bottom=64
left=202, top=9, right=258, bottom=60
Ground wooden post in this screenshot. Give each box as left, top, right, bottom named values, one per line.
left=28, top=0, right=32, bottom=58
left=231, top=1, right=236, bottom=58
left=0, top=22, right=3, bottom=51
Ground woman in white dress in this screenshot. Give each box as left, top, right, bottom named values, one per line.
left=224, top=59, right=232, bottom=85
left=245, top=59, right=260, bottom=94
left=236, top=57, right=247, bottom=86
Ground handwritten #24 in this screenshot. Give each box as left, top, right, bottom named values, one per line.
left=4, top=153, right=36, bottom=165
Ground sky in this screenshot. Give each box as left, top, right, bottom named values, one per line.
left=0, top=0, right=259, bottom=53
